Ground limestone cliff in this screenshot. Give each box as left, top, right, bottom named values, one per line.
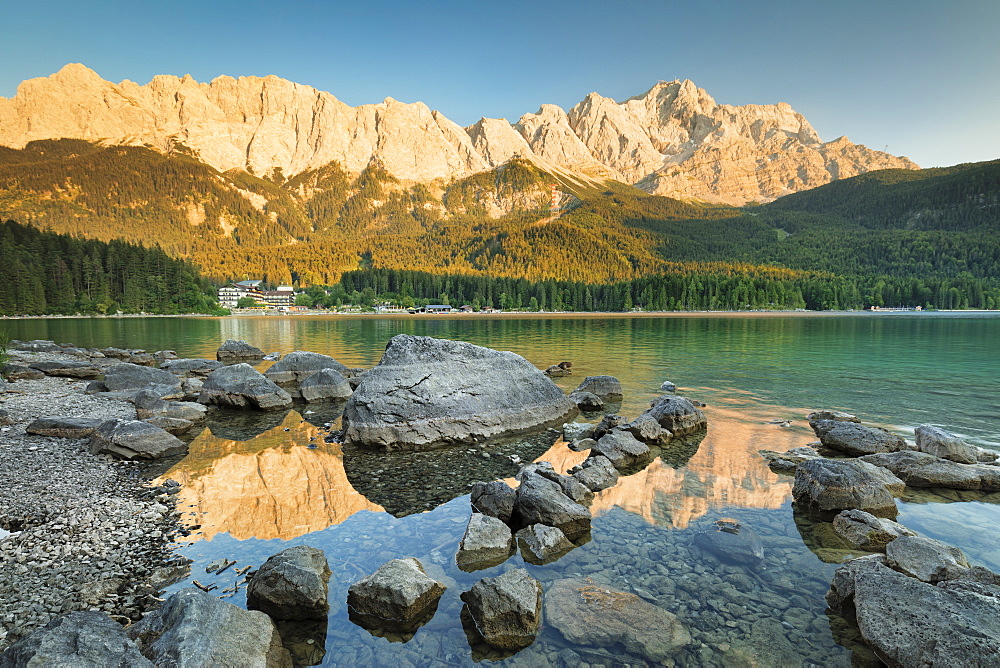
left=0, top=64, right=917, bottom=204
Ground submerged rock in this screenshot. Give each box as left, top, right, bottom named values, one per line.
left=860, top=450, right=1000, bottom=491
left=247, top=545, right=332, bottom=620
left=460, top=569, right=542, bottom=650
left=347, top=558, right=446, bottom=631
left=811, top=420, right=906, bottom=456
left=198, top=364, right=292, bottom=410
left=792, top=458, right=903, bottom=516
left=832, top=509, right=916, bottom=551
left=126, top=588, right=290, bottom=667
left=89, top=419, right=186, bottom=460
left=343, top=335, right=576, bottom=451
left=456, top=513, right=515, bottom=572
left=216, top=339, right=265, bottom=362
left=912, top=424, right=979, bottom=464
left=546, top=578, right=691, bottom=663
left=693, top=520, right=764, bottom=565
left=0, top=611, right=151, bottom=667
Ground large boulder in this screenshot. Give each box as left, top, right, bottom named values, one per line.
left=347, top=558, right=446, bottom=631
left=860, top=450, right=1000, bottom=491
left=590, top=430, right=652, bottom=471
left=832, top=509, right=916, bottom=551
left=198, top=364, right=292, bottom=410
left=811, top=420, right=906, bottom=456
left=25, top=416, right=103, bottom=439
left=216, top=339, right=265, bottom=362
left=852, top=562, right=1000, bottom=666
left=545, top=578, right=691, bottom=663
left=126, top=588, right=290, bottom=667
left=299, top=369, right=352, bottom=402
left=885, top=535, right=971, bottom=583
left=637, top=395, right=707, bottom=437
left=89, top=419, right=186, bottom=460
left=792, top=458, right=904, bottom=516
left=134, top=389, right=207, bottom=422
left=470, top=481, right=517, bottom=523
left=512, top=473, right=591, bottom=541
left=571, top=375, right=623, bottom=401
left=246, top=545, right=332, bottom=620
left=0, top=611, right=152, bottom=667
left=460, top=569, right=542, bottom=650
left=342, top=335, right=576, bottom=451
left=912, top=424, right=979, bottom=464
left=264, top=351, right=347, bottom=385
left=456, top=513, right=515, bottom=572
left=102, top=363, right=182, bottom=393
left=27, top=360, right=102, bottom=379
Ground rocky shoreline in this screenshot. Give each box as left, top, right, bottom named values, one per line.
left=0, top=350, right=189, bottom=651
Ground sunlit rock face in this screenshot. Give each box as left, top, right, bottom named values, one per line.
left=160, top=411, right=382, bottom=541
left=0, top=65, right=916, bottom=204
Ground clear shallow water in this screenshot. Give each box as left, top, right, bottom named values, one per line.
left=6, top=312, right=1000, bottom=666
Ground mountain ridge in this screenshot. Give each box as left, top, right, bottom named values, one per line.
left=0, top=64, right=916, bottom=205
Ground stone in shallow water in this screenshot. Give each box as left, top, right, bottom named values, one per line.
left=562, top=422, right=595, bottom=442
left=470, top=481, right=516, bottom=523
left=590, top=430, right=651, bottom=472
left=216, top=339, right=265, bottom=362
left=832, top=509, right=916, bottom=551
left=247, top=545, right=332, bottom=621
left=460, top=569, right=542, bottom=650
left=198, top=364, right=292, bottom=410
left=347, top=558, right=446, bottom=633
left=89, top=419, right=186, bottom=460
left=885, top=535, right=970, bottom=583
left=912, top=424, right=979, bottom=463
left=299, top=369, right=352, bottom=402
left=639, top=394, right=707, bottom=437
left=516, top=524, right=575, bottom=564
left=456, top=513, right=514, bottom=572
left=545, top=577, right=691, bottom=663
left=792, top=458, right=903, bottom=516
left=0, top=611, right=151, bottom=667
left=693, top=521, right=764, bottom=565
left=511, top=473, right=591, bottom=541
left=861, top=450, right=1000, bottom=491
left=811, top=420, right=906, bottom=456
left=571, top=455, right=619, bottom=492
left=571, top=375, right=623, bottom=401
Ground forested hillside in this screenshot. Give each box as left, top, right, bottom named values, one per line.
left=0, top=220, right=220, bottom=315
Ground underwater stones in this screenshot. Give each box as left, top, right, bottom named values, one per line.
left=246, top=546, right=332, bottom=620
left=456, top=513, right=515, bottom=572
left=860, top=450, right=1000, bottom=491
left=347, top=558, right=446, bottom=631
left=571, top=375, right=623, bottom=401
left=198, top=363, right=292, bottom=410
left=792, top=458, right=904, bottom=515
left=590, top=429, right=651, bottom=471
left=693, top=520, right=764, bottom=565
left=546, top=578, right=691, bottom=663
left=571, top=455, right=619, bottom=492
left=299, top=369, right=352, bottom=402
left=25, top=416, right=102, bottom=439
left=126, top=588, right=290, bottom=667
left=89, top=419, right=186, bottom=460
left=885, top=535, right=971, bottom=583
left=0, top=611, right=152, bottom=667
left=343, top=335, right=576, bottom=451
left=215, top=339, right=265, bottom=362
left=470, top=481, right=516, bottom=523
left=811, top=419, right=906, bottom=456
left=832, top=509, right=916, bottom=552
left=460, top=569, right=542, bottom=650
left=912, top=424, right=979, bottom=464
left=512, top=473, right=591, bottom=541
left=516, top=524, right=575, bottom=564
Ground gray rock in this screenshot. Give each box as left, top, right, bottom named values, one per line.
left=825, top=553, right=889, bottom=610
left=591, top=414, right=626, bottom=440
left=264, top=351, right=348, bottom=385
left=811, top=419, right=906, bottom=456
left=100, top=347, right=132, bottom=360
left=912, top=424, right=979, bottom=464
left=516, top=524, right=574, bottom=564
left=25, top=416, right=103, bottom=439
left=347, top=558, right=446, bottom=626
left=759, top=446, right=821, bottom=472
left=0, top=610, right=151, bottom=667
left=103, top=363, right=182, bottom=393
left=516, top=462, right=594, bottom=505
left=693, top=522, right=764, bottom=565
left=153, top=350, right=179, bottom=361
left=11, top=339, right=61, bottom=352
left=299, top=369, right=352, bottom=402
left=460, top=569, right=542, bottom=650
left=159, top=358, right=224, bottom=378
left=247, top=545, right=332, bottom=620
left=0, top=409, right=11, bottom=425
left=134, top=389, right=207, bottom=422
left=792, top=458, right=904, bottom=515
left=127, top=352, right=157, bottom=367
left=571, top=455, right=619, bottom=492
left=885, top=535, right=971, bottom=583
left=806, top=409, right=860, bottom=427
left=590, top=429, right=652, bottom=471
left=470, top=481, right=516, bottom=523
left=852, top=562, right=1000, bottom=666
left=126, top=588, right=290, bottom=667
left=456, top=513, right=515, bottom=571
left=569, top=391, right=603, bottom=411
left=571, top=375, right=622, bottom=401
left=638, top=395, right=707, bottom=437
left=832, top=509, right=916, bottom=551
left=27, top=360, right=103, bottom=379
left=545, top=578, right=691, bottom=662
left=142, top=416, right=196, bottom=435
left=216, top=339, right=265, bottom=362
left=512, top=473, right=591, bottom=541
left=0, top=363, right=44, bottom=380
left=568, top=437, right=596, bottom=452
left=660, top=380, right=677, bottom=392
left=544, top=364, right=571, bottom=377
left=860, top=450, right=1000, bottom=491
left=89, top=419, right=187, bottom=460
left=198, top=363, right=292, bottom=410
left=562, top=422, right=595, bottom=441
left=343, top=335, right=576, bottom=451
left=620, top=413, right=668, bottom=443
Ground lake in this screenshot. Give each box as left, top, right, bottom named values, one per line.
left=5, top=312, right=999, bottom=666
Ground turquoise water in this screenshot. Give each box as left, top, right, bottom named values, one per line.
left=5, top=312, right=999, bottom=665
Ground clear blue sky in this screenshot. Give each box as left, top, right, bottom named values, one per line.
left=3, top=0, right=998, bottom=167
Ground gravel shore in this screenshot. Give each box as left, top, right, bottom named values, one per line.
left=0, top=351, right=187, bottom=650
